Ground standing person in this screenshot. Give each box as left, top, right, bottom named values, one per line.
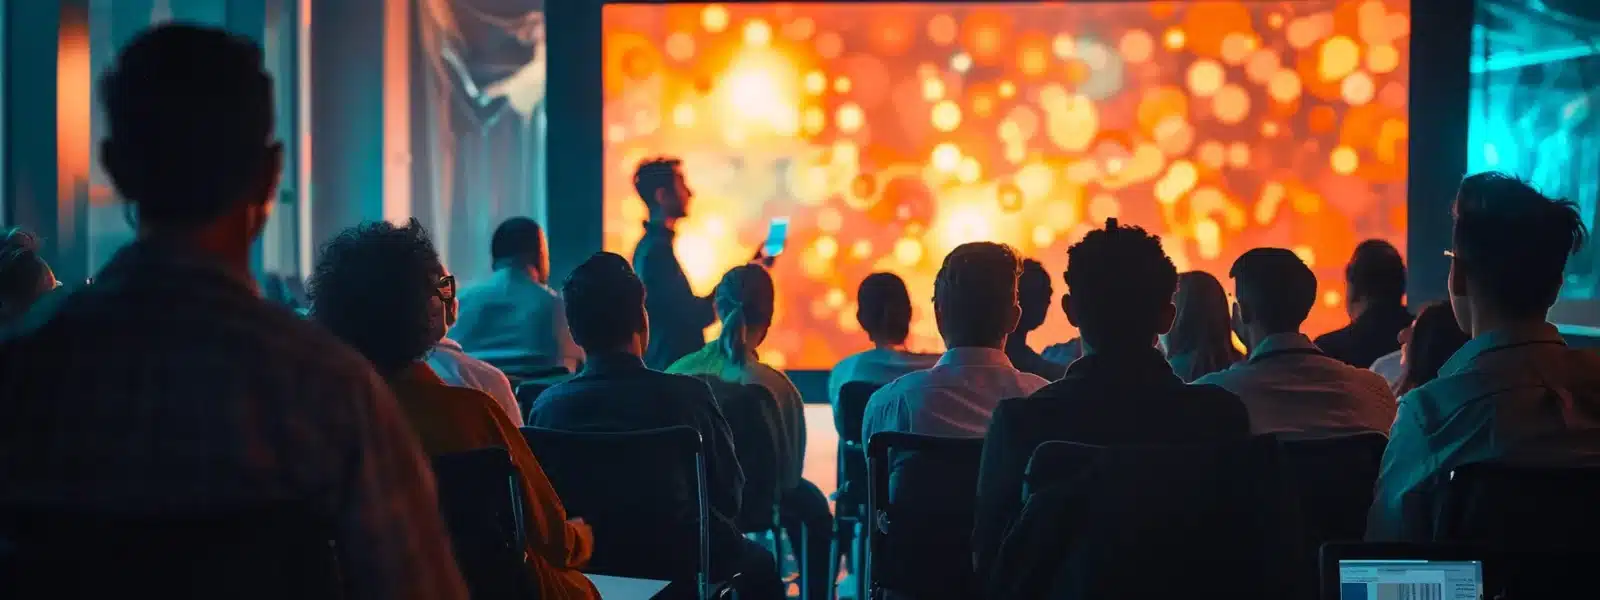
left=826, top=272, right=939, bottom=406
left=1006, top=259, right=1067, bottom=381
left=529, top=253, right=784, bottom=600
left=1317, top=240, right=1413, bottom=368
left=0, top=228, right=58, bottom=326
left=667, top=264, right=831, bottom=600
left=1194, top=249, right=1397, bottom=439
left=632, top=157, right=716, bottom=370
left=311, top=220, right=598, bottom=599
left=1163, top=271, right=1243, bottom=382
left=451, top=217, right=583, bottom=378
left=1391, top=302, right=1470, bottom=396
left=0, top=24, right=466, bottom=598
left=1370, top=173, right=1600, bottom=540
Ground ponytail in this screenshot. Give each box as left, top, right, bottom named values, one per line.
left=713, top=263, right=775, bottom=366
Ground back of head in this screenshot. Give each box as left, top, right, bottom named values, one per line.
left=0, top=228, right=52, bottom=319
left=1398, top=302, right=1471, bottom=394
left=562, top=252, right=647, bottom=352
left=856, top=272, right=913, bottom=346
left=934, top=242, right=1022, bottom=348
left=99, top=23, right=277, bottom=228
left=1230, top=248, right=1317, bottom=334
left=1346, top=239, right=1407, bottom=308
left=1166, top=271, right=1233, bottom=355
left=1017, top=258, right=1054, bottom=333
left=1452, top=172, right=1588, bottom=319
left=713, top=264, right=776, bottom=365
left=309, top=219, right=442, bottom=375
left=1064, top=219, right=1178, bottom=349
left=489, top=217, right=547, bottom=272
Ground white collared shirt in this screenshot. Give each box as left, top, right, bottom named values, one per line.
left=1195, top=332, right=1397, bottom=441
left=1367, top=322, right=1600, bottom=540
left=1370, top=349, right=1404, bottom=388
left=861, top=347, right=1049, bottom=442
left=448, top=268, right=583, bottom=377
left=826, top=347, right=941, bottom=407
left=426, top=338, right=523, bottom=426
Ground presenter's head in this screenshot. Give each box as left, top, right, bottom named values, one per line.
left=634, top=157, right=693, bottom=224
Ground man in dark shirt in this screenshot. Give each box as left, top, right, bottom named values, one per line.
left=1006, top=258, right=1068, bottom=381
left=1316, top=239, right=1413, bottom=368
left=528, top=252, right=782, bottom=600
left=973, top=219, right=1251, bottom=578
left=631, top=157, right=716, bottom=370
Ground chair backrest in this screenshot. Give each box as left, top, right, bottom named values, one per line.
left=1278, top=432, right=1388, bottom=546
left=0, top=505, right=341, bottom=599
left=432, top=447, right=532, bottom=600
left=834, top=382, right=882, bottom=516
left=1001, top=436, right=1302, bottom=600
left=835, top=382, right=880, bottom=443
left=866, top=431, right=986, bottom=599
left=521, top=426, right=707, bottom=587
left=1433, top=463, right=1600, bottom=547
left=514, top=371, right=572, bottom=422
left=696, top=376, right=783, bottom=531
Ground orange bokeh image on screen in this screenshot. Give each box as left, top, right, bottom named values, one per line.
left=601, top=1, right=1411, bottom=370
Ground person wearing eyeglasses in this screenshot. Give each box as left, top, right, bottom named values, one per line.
left=311, top=219, right=599, bottom=599
left=0, top=227, right=59, bottom=327
left=424, top=266, right=523, bottom=426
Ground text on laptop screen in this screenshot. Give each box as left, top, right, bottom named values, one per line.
left=1338, top=560, right=1483, bottom=600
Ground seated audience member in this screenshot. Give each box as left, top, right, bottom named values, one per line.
left=1392, top=302, right=1470, bottom=396
left=311, top=220, right=597, bottom=599
left=0, top=228, right=59, bottom=326
left=0, top=25, right=466, bottom=598
left=861, top=242, right=1048, bottom=443
left=1194, top=248, right=1397, bottom=439
left=425, top=267, right=520, bottom=425
left=1163, top=271, right=1244, bottom=382
left=529, top=253, right=782, bottom=600
left=1369, top=347, right=1404, bottom=387
left=1317, top=240, right=1413, bottom=368
left=827, top=272, right=939, bottom=406
left=667, top=264, right=830, bottom=600
left=1369, top=173, right=1600, bottom=540
left=451, top=217, right=582, bottom=377
left=973, top=219, right=1249, bottom=577
left=1006, top=259, right=1067, bottom=381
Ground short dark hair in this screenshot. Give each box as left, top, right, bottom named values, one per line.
left=563, top=252, right=647, bottom=350
left=100, top=23, right=275, bottom=226
left=934, top=242, right=1021, bottom=347
left=1064, top=219, right=1178, bottom=347
left=490, top=217, right=546, bottom=264
left=310, top=219, right=443, bottom=375
left=1453, top=172, right=1588, bottom=318
left=1346, top=239, right=1406, bottom=306
left=856, top=272, right=913, bottom=345
left=633, top=157, right=681, bottom=205
left=1230, top=247, right=1318, bottom=333
left=1017, top=258, right=1053, bottom=333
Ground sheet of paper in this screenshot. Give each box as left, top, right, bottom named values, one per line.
left=583, top=573, right=671, bottom=599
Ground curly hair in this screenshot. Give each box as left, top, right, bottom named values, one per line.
left=1064, top=218, right=1178, bottom=348
left=934, top=242, right=1022, bottom=347
left=309, top=219, right=443, bottom=375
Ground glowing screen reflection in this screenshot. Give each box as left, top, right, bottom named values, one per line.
left=603, top=2, right=1411, bottom=369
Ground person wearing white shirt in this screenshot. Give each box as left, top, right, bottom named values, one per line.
left=1196, top=248, right=1396, bottom=440
left=1368, top=348, right=1403, bottom=387
left=827, top=272, right=939, bottom=407
left=428, top=337, right=521, bottom=426
left=861, top=243, right=1048, bottom=442
left=449, top=217, right=583, bottom=378
left=1369, top=172, right=1600, bottom=540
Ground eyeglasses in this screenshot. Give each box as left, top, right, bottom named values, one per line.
left=434, top=275, right=457, bottom=302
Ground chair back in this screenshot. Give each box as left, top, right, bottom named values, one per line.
left=0, top=505, right=340, bottom=599
left=432, top=447, right=533, bottom=600
left=835, top=382, right=879, bottom=443
left=834, top=383, right=881, bottom=517
left=1001, top=436, right=1301, bottom=600
left=514, top=370, right=572, bottom=422
left=521, top=426, right=708, bottom=590
left=1279, top=433, right=1387, bottom=546
left=866, top=431, right=986, bottom=599
left=1433, top=463, right=1600, bottom=547
left=697, top=376, right=784, bottom=531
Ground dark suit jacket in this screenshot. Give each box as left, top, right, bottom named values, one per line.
left=972, top=347, right=1251, bottom=577
left=1315, top=303, right=1413, bottom=369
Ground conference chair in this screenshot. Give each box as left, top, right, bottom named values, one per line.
left=513, top=367, right=573, bottom=422
left=1432, top=463, right=1600, bottom=548
left=831, top=381, right=880, bottom=599
left=1278, top=432, right=1388, bottom=583
left=432, top=447, right=533, bottom=600
left=865, top=432, right=986, bottom=600
left=521, top=425, right=723, bottom=600
left=0, top=505, right=341, bottom=599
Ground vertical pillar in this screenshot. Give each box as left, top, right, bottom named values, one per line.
left=309, top=0, right=386, bottom=248
left=545, top=0, right=604, bottom=285
left=2, top=1, right=62, bottom=264
left=1406, top=0, right=1474, bottom=304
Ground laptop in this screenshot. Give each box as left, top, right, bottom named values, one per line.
left=1323, top=544, right=1484, bottom=600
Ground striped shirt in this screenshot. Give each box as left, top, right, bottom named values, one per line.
left=0, top=239, right=466, bottom=600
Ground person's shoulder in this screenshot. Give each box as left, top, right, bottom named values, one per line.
left=1180, top=380, right=1248, bottom=412
left=871, top=367, right=935, bottom=400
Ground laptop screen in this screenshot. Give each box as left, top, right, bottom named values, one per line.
left=1338, top=560, right=1484, bottom=600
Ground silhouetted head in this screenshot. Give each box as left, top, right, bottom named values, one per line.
left=1345, top=239, right=1406, bottom=316
left=713, top=264, right=776, bottom=365
left=1163, top=271, right=1240, bottom=380
left=856, top=272, right=913, bottom=347
left=1016, top=258, right=1053, bottom=336
left=1063, top=219, right=1178, bottom=352
left=0, top=228, right=56, bottom=323
left=490, top=217, right=549, bottom=283
left=634, top=157, right=692, bottom=221
left=1228, top=248, right=1317, bottom=349
left=1396, top=302, right=1471, bottom=395
left=563, top=252, right=649, bottom=356
left=934, top=242, right=1022, bottom=349
left=310, top=220, right=446, bottom=376
left=1450, top=172, right=1587, bottom=334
